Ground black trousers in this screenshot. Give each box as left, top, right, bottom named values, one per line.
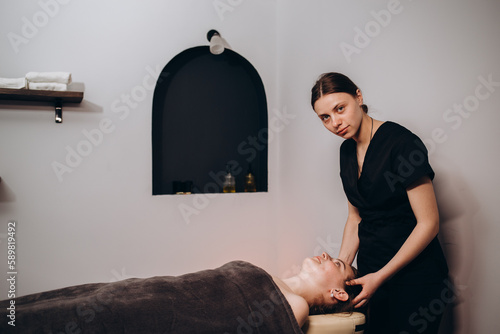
left=365, top=280, right=453, bottom=334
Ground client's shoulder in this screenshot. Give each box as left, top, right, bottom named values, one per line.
left=272, top=277, right=309, bottom=327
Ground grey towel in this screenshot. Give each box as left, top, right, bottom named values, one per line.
left=0, top=261, right=303, bottom=333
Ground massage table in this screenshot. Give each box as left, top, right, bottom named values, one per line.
left=305, top=312, right=365, bottom=334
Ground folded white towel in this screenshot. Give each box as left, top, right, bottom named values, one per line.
left=28, top=82, right=67, bottom=91
left=26, top=72, right=72, bottom=84
left=0, top=77, right=26, bottom=89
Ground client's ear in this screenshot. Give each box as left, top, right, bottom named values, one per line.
left=330, top=288, right=349, bottom=302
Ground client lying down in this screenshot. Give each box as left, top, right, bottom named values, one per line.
left=0, top=252, right=360, bottom=333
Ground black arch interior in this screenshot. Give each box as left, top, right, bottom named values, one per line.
left=152, top=46, right=268, bottom=195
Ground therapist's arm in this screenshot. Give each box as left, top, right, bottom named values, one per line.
left=348, top=176, right=440, bottom=307
left=338, top=200, right=361, bottom=266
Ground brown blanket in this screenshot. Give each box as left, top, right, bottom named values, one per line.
left=0, top=261, right=304, bottom=333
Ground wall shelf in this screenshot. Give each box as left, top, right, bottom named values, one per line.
left=0, top=88, right=84, bottom=123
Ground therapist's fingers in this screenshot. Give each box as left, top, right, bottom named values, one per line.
left=351, top=285, right=372, bottom=306
left=351, top=290, right=368, bottom=305
left=345, top=278, right=360, bottom=286
left=354, top=299, right=367, bottom=308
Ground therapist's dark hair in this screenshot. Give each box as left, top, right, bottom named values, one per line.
left=311, top=72, right=368, bottom=113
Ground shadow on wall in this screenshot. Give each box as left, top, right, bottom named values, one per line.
left=0, top=179, right=16, bottom=202
left=0, top=89, right=103, bottom=121
left=434, top=160, right=479, bottom=334
left=0, top=179, right=16, bottom=221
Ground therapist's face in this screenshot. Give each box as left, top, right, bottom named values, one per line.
left=313, top=91, right=364, bottom=140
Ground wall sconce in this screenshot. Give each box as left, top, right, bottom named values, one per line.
left=207, top=30, right=231, bottom=55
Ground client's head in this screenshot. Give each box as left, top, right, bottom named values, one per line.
left=300, top=252, right=362, bottom=315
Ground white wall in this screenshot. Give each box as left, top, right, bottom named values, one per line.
left=0, top=0, right=280, bottom=293
left=0, top=0, right=499, bottom=333
left=275, top=1, right=500, bottom=333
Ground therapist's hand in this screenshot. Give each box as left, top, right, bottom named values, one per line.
left=346, top=272, right=384, bottom=308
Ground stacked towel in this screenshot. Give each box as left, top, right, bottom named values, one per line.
left=0, top=72, right=73, bottom=91
left=27, top=82, right=68, bottom=91
left=0, top=77, right=26, bottom=89
left=26, top=71, right=72, bottom=91
left=26, top=72, right=72, bottom=84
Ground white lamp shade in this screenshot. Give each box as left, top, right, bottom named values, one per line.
left=210, top=35, right=225, bottom=55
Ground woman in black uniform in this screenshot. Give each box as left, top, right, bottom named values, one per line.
left=311, top=73, right=449, bottom=334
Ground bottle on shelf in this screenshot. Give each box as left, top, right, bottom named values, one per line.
left=222, top=164, right=236, bottom=193
left=244, top=164, right=256, bottom=192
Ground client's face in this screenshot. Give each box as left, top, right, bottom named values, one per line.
left=301, top=252, right=354, bottom=291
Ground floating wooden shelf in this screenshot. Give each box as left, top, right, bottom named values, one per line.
left=0, top=88, right=84, bottom=123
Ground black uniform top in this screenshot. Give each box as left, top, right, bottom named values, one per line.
left=340, top=121, right=448, bottom=284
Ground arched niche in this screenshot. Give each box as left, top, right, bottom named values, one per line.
left=152, top=46, right=268, bottom=195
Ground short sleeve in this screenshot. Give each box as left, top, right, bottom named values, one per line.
left=392, top=131, right=434, bottom=188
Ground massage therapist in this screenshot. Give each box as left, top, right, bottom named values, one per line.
left=310, top=73, right=449, bottom=334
